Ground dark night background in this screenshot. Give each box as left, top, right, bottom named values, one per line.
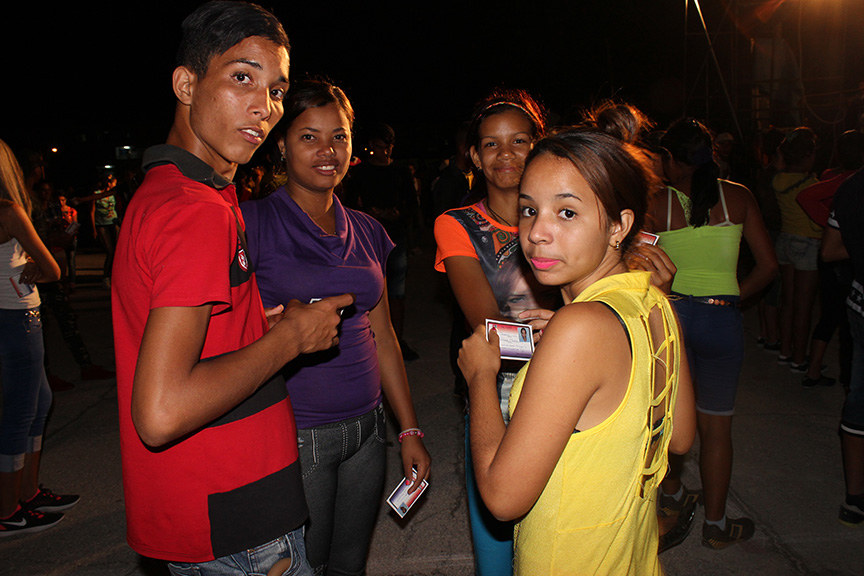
left=4, top=0, right=864, bottom=195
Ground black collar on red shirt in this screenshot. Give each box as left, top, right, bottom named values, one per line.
left=141, top=145, right=233, bottom=190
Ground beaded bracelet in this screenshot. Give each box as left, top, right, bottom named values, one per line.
left=398, top=428, right=425, bottom=443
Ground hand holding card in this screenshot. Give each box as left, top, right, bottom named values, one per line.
left=387, top=468, right=428, bottom=518
left=9, top=273, right=34, bottom=298
left=486, top=319, right=534, bottom=360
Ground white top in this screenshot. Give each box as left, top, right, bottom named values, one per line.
left=0, top=237, right=41, bottom=309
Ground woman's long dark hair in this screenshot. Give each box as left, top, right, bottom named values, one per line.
left=661, top=118, right=720, bottom=228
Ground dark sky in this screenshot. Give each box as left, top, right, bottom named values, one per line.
left=4, top=0, right=862, bottom=188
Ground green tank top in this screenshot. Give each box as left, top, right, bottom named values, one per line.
left=658, top=182, right=743, bottom=297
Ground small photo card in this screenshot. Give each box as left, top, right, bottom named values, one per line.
left=9, top=274, right=34, bottom=298
left=486, top=319, right=534, bottom=361
left=636, top=231, right=659, bottom=246
left=387, top=470, right=428, bottom=518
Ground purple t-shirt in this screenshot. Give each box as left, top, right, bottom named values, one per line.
left=242, top=187, right=394, bottom=428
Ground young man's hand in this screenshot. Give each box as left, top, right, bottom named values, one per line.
left=276, top=294, right=355, bottom=355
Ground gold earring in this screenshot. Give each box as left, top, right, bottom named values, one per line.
left=614, top=240, right=621, bottom=251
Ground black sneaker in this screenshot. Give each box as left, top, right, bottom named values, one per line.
left=0, top=507, right=64, bottom=537
left=839, top=500, right=864, bottom=526
left=22, top=486, right=80, bottom=513
left=789, top=361, right=809, bottom=374
left=702, top=516, right=755, bottom=549
left=802, top=375, right=836, bottom=389
left=658, top=485, right=702, bottom=516
left=762, top=341, right=781, bottom=353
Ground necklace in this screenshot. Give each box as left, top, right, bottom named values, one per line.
left=484, top=198, right=513, bottom=227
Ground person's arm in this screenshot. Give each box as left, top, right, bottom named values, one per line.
left=89, top=202, right=97, bottom=239
left=434, top=212, right=507, bottom=329
left=73, top=188, right=119, bottom=205
left=368, top=286, right=431, bottom=491
left=1, top=203, right=61, bottom=284
left=796, top=179, right=834, bottom=228
left=459, top=302, right=630, bottom=520
left=821, top=226, right=848, bottom=262
left=132, top=294, right=354, bottom=447
left=668, top=339, right=696, bottom=455
left=735, top=184, right=779, bottom=301
left=443, top=255, right=508, bottom=329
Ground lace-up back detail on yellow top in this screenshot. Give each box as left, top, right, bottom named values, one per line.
left=509, top=271, right=682, bottom=575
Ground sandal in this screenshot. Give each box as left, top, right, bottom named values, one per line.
left=659, top=501, right=697, bottom=553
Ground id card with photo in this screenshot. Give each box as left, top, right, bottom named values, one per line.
left=637, top=231, right=659, bottom=246
left=486, top=319, right=534, bottom=361
left=9, top=274, right=34, bottom=298
left=387, top=470, right=428, bottom=518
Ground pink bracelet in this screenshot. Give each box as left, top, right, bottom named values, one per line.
left=398, top=428, right=424, bottom=442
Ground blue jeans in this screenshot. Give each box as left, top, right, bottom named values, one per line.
left=0, top=307, right=52, bottom=472
left=166, top=528, right=312, bottom=576
left=297, top=404, right=386, bottom=576
left=465, top=416, right=514, bottom=576
left=386, top=243, right=407, bottom=299
left=842, top=310, right=864, bottom=436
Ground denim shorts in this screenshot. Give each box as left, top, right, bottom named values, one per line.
left=166, top=528, right=312, bottom=576
left=775, top=232, right=820, bottom=271
left=671, top=295, right=744, bottom=416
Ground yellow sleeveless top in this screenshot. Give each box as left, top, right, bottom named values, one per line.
left=509, top=272, right=681, bottom=576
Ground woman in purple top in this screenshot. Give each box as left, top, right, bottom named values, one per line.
left=242, top=79, right=431, bottom=576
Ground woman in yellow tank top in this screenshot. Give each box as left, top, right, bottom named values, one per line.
left=458, top=128, right=697, bottom=575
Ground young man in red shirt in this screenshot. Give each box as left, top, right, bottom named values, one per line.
left=112, top=2, right=353, bottom=574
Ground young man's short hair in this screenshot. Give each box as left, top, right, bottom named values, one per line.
left=366, top=122, right=396, bottom=146
left=176, top=0, right=290, bottom=78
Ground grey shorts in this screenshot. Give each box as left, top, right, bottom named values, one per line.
left=776, top=232, right=820, bottom=271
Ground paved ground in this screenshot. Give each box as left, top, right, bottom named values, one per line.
left=2, top=234, right=863, bottom=575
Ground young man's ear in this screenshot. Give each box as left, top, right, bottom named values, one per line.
left=172, top=66, right=197, bottom=106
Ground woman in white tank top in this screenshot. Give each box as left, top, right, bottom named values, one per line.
left=0, top=138, right=78, bottom=537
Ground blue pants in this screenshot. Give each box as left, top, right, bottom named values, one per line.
left=0, top=307, right=52, bottom=473
left=167, top=528, right=313, bottom=576
left=842, top=310, right=864, bottom=436
left=465, top=415, right=514, bottom=576
left=297, top=404, right=386, bottom=576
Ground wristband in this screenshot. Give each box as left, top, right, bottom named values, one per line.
left=398, top=428, right=424, bottom=442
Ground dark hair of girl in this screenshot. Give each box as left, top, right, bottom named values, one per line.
left=778, top=127, right=817, bottom=168
left=281, top=77, right=355, bottom=132
left=467, top=88, right=547, bottom=151
left=660, top=118, right=720, bottom=228
left=525, top=127, right=655, bottom=253
left=581, top=100, right=656, bottom=145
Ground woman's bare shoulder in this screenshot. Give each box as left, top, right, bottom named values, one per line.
left=542, top=300, right=625, bottom=350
